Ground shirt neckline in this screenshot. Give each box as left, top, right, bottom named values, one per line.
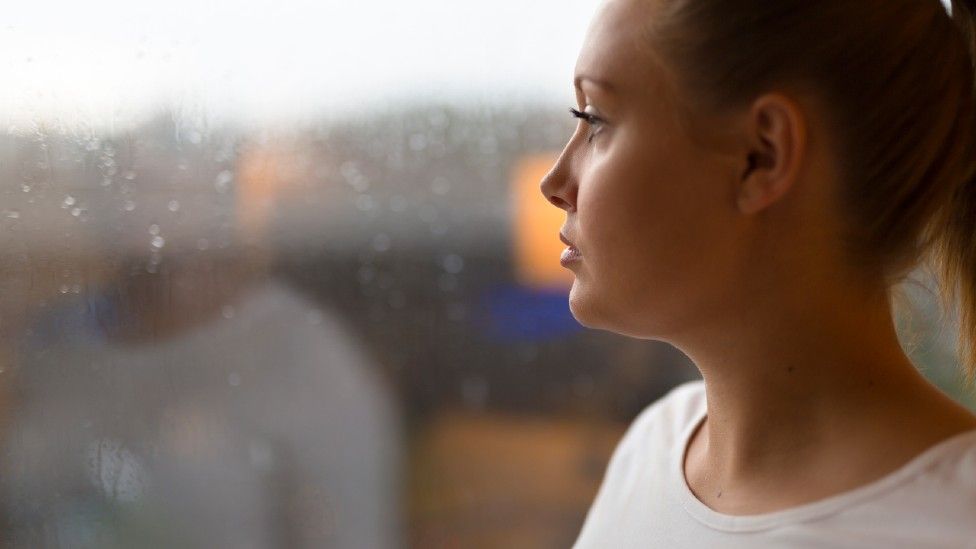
left=670, top=396, right=976, bottom=533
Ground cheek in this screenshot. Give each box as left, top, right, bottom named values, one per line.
left=580, top=138, right=705, bottom=263
left=576, top=136, right=734, bottom=325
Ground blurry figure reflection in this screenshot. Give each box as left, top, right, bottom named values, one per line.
left=0, top=247, right=401, bottom=548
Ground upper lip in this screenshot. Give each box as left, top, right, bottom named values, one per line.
left=560, top=232, right=576, bottom=248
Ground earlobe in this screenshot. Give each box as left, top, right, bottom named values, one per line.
left=737, top=178, right=766, bottom=214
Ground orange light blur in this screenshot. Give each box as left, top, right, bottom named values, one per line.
left=234, top=139, right=310, bottom=247
left=512, top=153, right=573, bottom=290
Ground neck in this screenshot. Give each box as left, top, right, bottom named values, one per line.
left=671, top=270, right=934, bottom=484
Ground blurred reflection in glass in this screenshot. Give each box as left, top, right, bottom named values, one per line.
left=0, top=117, right=402, bottom=548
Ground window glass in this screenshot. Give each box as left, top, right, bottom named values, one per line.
left=0, top=1, right=970, bottom=547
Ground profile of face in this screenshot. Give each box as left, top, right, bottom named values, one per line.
left=540, top=0, right=768, bottom=341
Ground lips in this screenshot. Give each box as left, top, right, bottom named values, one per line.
left=559, top=231, right=582, bottom=266
left=560, top=245, right=582, bottom=266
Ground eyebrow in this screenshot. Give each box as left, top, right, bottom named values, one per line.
left=574, top=75, right=616, bottom=94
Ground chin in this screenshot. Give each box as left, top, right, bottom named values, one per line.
left=567, top=283, right=606, bottom=330
left=568, top=284, right=666, bottom=340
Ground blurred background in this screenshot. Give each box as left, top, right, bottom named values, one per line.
left=0, top=0, right=972, bottom=547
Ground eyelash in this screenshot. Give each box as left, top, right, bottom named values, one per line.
left=569, top=107, right=605, bottom=144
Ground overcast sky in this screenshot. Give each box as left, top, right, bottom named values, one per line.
left=0, top=0, right=603, bottom=127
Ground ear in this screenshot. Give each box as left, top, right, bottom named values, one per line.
left=736, top=93, right=807, bottom=215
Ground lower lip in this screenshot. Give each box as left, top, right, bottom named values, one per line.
left=560, top=246, right=582, bottom=266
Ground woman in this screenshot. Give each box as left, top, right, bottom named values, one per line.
left=540, top=0, right=976, bottom=546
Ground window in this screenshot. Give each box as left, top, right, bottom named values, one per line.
left=0, top=1, right=970, bottom=547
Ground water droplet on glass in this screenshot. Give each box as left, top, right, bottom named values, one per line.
left=62, top=195, right=76, bottom=208
left=123, top=170, right=136, bottom=180
left=442, top=254, right=464, bottom=274
left=357, top=265, right=375, bottom=285
left=123, top=201, right=136, bottom=212
left=340, top=160, right=358, bottom=180
left=428, top=110, right=449, bottom=129
left=409, top=133, right=428, bottom=151
left=59, top=284, right=70, bottom=294
left=71, top=207, right=82, bottom=217
left=430, top=222, right=449, bottom=236
left=168, top=200, right=180, bottom=212
left=430, top=177, right=451, bottom=195
left=222, top=305, right=235, bottom=319
left=307, top=310, right=323, bottom=325
left=4, top=210, right=20, bottom=219
left=389, top=195, right=407, bottom=212
left=248, top=439, right=273, bottom=470
left=151, top=236, right=165, bottom=249
left=21, top=184, right=31, bottom=193
left=340, top=161, right=370, bottom=192
left=228, top=372, right=241, bottom=387
left=356, top=195, right=375, bottom=212
left=215, top=170, right=233, bottom=192
left=196, top=238, right=210, bottom=251
left=148, top=224, right=160, bottom=235
left=371, top=233, right=391, bottom=252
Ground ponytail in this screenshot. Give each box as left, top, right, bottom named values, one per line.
left=932, top=0, right=976, bottom=388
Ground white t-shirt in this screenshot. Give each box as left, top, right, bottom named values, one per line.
left=573, top=380, right=976, bottom=548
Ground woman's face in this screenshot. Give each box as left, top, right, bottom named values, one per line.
left=540, top=0, right=746, bottom=340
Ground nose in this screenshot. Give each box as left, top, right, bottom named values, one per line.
left=539, top=146, right=576, bottom=212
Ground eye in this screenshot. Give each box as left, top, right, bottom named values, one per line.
left=569, top=107, right=606, bottom=144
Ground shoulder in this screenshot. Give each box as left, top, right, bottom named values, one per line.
left=631, top=378, right=705, bottom=436
left=577, top=378, right=706, bottom=528
left=834, top=429, right=976, bottom=545
left=234, top=280, right=365, bottom=352
left=609, top=379, right=706, bottom=466
left=897, top=428, right=976, bottom=508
